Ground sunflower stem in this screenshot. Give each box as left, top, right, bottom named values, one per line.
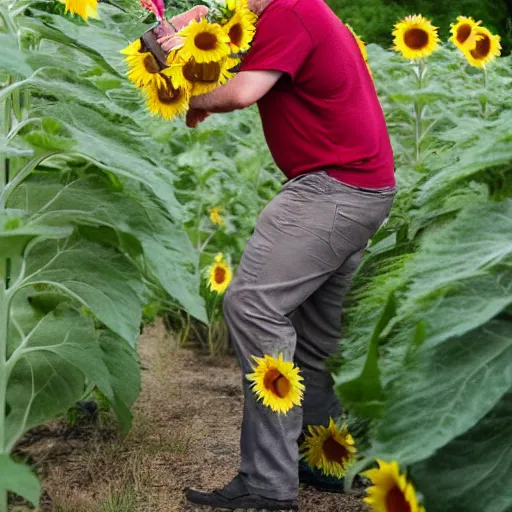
left=413, top=60, right=427, bottom=165
left=482, top=68, right=488, bottom=117
left=180, top=312, right=191, bottom=347
left=207, top=293, right=221, bottom=356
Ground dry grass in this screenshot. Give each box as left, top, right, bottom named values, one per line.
left=12, top=320, right=367, bottom=512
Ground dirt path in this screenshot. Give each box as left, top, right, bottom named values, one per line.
left=13, top=322, right=367, bottom=512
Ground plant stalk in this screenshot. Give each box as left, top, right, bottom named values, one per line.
left=207, top=293, right=221, bottom=356
left=482, top=69, right=488, bottom=117
left=0, top=277, right=9, bottom=455
left=413, top=59, right=427, bottom=165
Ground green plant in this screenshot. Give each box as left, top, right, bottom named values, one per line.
left=335, top=45, right=512, bottom=511
left=0, top=0, right=206, bottom=508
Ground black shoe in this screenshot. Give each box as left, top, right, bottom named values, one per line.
left=185, top=474, right=299, bottom=511
left=298, top=459, right=345, bottom=494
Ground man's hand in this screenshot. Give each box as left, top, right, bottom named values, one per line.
left=154, top=5, right=208, bottom=37
left=186, top=108, right=211, bottom=128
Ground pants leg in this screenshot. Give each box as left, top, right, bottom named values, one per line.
left=223, top=173, right=394, bottom=500
left=292, top=248, right=365, bottom=429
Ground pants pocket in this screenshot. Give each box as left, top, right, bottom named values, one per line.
left=329, top=195, right=394, bottom=259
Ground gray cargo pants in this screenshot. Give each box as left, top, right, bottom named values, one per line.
left=223, top=171, right=395, bottom=500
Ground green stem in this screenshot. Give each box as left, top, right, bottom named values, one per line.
left=207, top=293, right=221, bottom=356
left=180, top=312, right=191, bottom=347
left=482, top=69, right=488, bottom=117
left=413, top=60, right=427, bottom=165
left=0, top=277, right=9, bottom=455
left=0, top=151, right=58, bottom=209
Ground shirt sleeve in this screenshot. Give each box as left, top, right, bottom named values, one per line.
left=240, top=7, right=313, bottom=82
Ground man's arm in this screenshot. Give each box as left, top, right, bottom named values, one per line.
left=189, top=70, right=282, bottom=114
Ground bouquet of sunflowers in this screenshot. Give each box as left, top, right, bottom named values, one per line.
left=121, top=0, right=257, bottom=121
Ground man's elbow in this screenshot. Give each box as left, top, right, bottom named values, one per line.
left=231, top=88, right=258, bottom=110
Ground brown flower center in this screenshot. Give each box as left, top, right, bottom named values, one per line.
left=183, top=59, right=221, bottom=83
left=157, top=77, right=182, bottom=104
left=264, top=369, right=290, bottom=398
left=322, top=436, right=350, bottom=464
left=143, top=54, right=161, bottom=74
left=214, top=265, right=226, bottom=284
left=195, top=32, right=218, bottom=51
left=456, top=23, right=472, bottom=44
left=403, top=28, right=429, bottom=50
left=229, top=23, right=243, bottom=47
left=470, top=34, right=491, bottom=60
left=386, top=486, right=411, bottom=512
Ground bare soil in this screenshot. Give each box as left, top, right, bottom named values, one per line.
left=12, top=321, right=367, bottom=512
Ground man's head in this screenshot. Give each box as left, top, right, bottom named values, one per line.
left=247, top=0, right=272, bottom=15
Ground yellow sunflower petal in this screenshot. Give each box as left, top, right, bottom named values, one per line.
left=462, top=26, right=501, bottom=68
left=59, top=0, right=98, bottom=21
left=449, top=16, right=482, bottom=52
left=209, top=207, right=223, bottom=226
left=208, top=254, right=233, bottom=294
left=392, top=14, right=440, bottom=60
left=363, top=459, right=425, bottom=512
left=179, top=19, right=231, bottom=64
left=246, top=353, right=305, bottom=415
left=121, top=39, right=169, bottom=89
left=222, top=8, right=256, bottom=53
left=143, top=73, right=190, bottom=121
left=300, top=418, right=357, bottom=479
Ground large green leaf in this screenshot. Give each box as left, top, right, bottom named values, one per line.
left=406, top=200, right=512, bottom=300
left=4, top=307, right=104, bottom=451
left=16, top=176, right=205, bottom=321
left=369, top=320, right=512, bottom=465
left=99, top=331, right=140, bottom=434
left=335, top=294, right=397, bottom=418
left=0, top=213, right=73, bottom=257
left=23, top=9, right=129, bottom=76
left=20, top=239, right=144, bottom=345
left=396, top=270, right=512, bottom=350
left=418, top=111, right=512, bottom=204
left=411, top=394, right=512, bottom=512
left=29, top=102, right=182, bottom=219
left=0, top=455, right=40, bottom=506
left=0, top=33, right=32, bottom=76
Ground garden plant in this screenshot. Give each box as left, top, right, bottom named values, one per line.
left=0, top=0, right=510, bottom=510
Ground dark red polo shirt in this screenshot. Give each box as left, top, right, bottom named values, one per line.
left=240, top=0, right=395, bottom=188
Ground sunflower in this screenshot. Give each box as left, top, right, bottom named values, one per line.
left=179, top=19, right=231, bottom=64
left=392, top=14, right=440, bottom=60
left=144, top=73, right=190, bottom=121
left=209, top=207, right=223, bottom=226
left=301, top=418, right=357, bottom=479
left=363, top=459, right=425, bottom=512
left=463, top=27, right=501, bottom=68
left=246, top=353, right=305, bottom=415
left=59, top=0, right=98, bottom=21
left=208, top=253, right=232, bottom=294
left=222, top=9, right=256, bottom=52
left=121, top=39, right=167, bottom=89
left=169, top=56, right=239, bottom=96
left=449, top=16, right=482, bottom=52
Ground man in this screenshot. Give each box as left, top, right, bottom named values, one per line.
left=161, top=0, right=395, bottom=509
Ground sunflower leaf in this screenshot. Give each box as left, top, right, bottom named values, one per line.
left=335, top=293, right=397, bottom=418
left=369, top=319, right=512, bottom=465
left=411, top=394, right=512, bottom=512
left=0, top=455, right=40, bottom=506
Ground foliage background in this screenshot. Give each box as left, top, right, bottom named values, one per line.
left=327, top=0, right=512, bottom=54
